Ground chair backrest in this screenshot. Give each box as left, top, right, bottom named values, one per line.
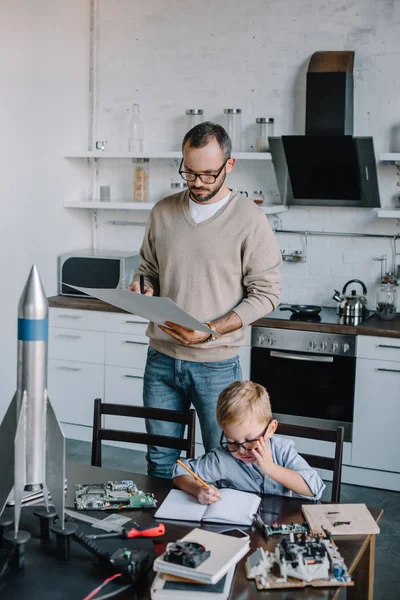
left=91, top=398, right=196, bottom=467
left=276, top=423, right=344, bottom=503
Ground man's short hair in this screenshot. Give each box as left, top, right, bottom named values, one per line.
left=216, top=381, right=272, bottom=427
left=182, top=121, right=232, bottom=159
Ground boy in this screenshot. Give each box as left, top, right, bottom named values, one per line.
left=173, top=381, right=325, bottom=504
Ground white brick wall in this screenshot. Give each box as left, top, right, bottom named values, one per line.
left=92, top=0, right=400, bottom=310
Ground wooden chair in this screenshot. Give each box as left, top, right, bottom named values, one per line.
left=276, top=423, right=345, bottom=503
left=91, top=398, right=196, bottom=468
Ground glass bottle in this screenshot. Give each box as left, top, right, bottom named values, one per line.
left=129, top=103, right=144, bottom=152
left=376, top=283, right=397, bottom=320
left=186, top=109, right=204, bottom=130
left=224, top=108, right=242, bottom=151
left=133, top=158, right=149, bottom=202
left=256, top=118, right=274, bottom=152
left=251, top=190, right=265, bottom=205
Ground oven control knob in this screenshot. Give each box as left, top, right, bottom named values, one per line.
left=257, top=334, right=266, bottom=345
left=309, top=340, right=317, bottom=350
left=268, top=335, right=276, bottom=346
left=332, top=343, right=339, bottom=352
left=342, top=343, right=350, bottom=353
left=320, top=342, right=328, bottom=351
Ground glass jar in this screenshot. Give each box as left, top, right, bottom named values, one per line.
left=256, top=118, right=274, bottom=152
left=224, top=108, right=242, bottom=151
left=129, top=104, right=144, bottom=152
left=170, top=181, right=187, bottom=195
left=186, top=109, right=204, bottom=131
left=376, top=283, right=398, bottom=320
left=133, top=158, right=149, bottom=202
left=251, top=190, right=265, bottom=205
left=235, top=189, right=248, bottom=198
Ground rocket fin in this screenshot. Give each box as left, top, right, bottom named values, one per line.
left=45, top=396, right=65, bottom=529
left=0, top=393, right=18, bottom=518
left=14, top=392, right=28, bottom=536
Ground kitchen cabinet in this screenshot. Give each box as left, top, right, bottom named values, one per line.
left=352, top=335, right=400, bottom=473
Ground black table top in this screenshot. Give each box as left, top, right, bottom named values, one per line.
left=0, top=462, right=382, bottom=600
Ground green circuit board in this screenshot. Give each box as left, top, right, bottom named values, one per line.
left=75, top=480, right=157, bottom=510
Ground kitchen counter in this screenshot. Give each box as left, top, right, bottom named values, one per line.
left=253, top=313, right=400, bottom=339
left=48, top=295, right=400, bottom=338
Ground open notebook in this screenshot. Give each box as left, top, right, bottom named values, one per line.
left=154, top=488, right=261, bottom=526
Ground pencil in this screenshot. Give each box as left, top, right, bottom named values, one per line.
left=176, top=459, right=209, bottom=488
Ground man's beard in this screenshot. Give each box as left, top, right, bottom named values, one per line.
left=189, top=175, right=225, bottom=203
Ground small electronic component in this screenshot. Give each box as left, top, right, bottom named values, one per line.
left=255, top=514, right=309, bottom=538
left=163, top=542, right=211, bottom=569
left=74, top=480, right=157, bottom=511
left=245, top=532, right=353, bottom=590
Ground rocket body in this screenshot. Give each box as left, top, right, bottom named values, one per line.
left=0, top=265, right=65, bottom=535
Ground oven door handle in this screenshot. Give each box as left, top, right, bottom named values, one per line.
left=270, top=351, right=334, bottom=363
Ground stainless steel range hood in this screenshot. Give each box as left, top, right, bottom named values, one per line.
left=269, top=51, right=380, bottom=208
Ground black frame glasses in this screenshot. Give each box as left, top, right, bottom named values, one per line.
left=178, top=158, right=228, bottom=184
left=220, top=422, right=271, bottom=453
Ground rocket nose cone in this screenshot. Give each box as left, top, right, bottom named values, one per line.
left=18, top=265, right=48, bottom=319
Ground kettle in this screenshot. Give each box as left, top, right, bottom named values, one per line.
left=332, top=279, right=368, bottom=318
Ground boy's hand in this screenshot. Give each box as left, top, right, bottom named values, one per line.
left=197, top=485, right=221, bottom=505
left=251, top=436, right=275, bottom=476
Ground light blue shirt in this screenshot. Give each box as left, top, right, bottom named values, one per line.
left=172, top=435, right=326, bottom=501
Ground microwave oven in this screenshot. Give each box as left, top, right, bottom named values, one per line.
left=58, top=250, right=140, bottom=297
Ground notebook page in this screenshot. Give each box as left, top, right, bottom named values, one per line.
left=203, top=488, right=261, bottom=525
left=154, top=489, right=208, bottom=522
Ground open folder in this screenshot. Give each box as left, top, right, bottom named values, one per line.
left=62, top=283, right=218, bottom=336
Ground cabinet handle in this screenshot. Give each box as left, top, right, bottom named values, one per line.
left=57, top=314, right=82, bottom=320
left=270, top=351, right=334, bottom=363
left=56, top=334, right=82, bottom=339
left=124, top=374, right=143, bottom=379
left=377, top=344, right=400, bottom=349
left=125, top=320, right=141, bottom=324
left=57, top=366, right=82, bottom=372
left=376, top=368, right=400, bottom=374
left=124, top=340, right=148, bottom=345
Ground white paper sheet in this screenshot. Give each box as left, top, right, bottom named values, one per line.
left=62, top=284, right=219, bottom=336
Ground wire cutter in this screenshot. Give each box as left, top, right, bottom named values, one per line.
left=85, top=522, right=165, bottom=540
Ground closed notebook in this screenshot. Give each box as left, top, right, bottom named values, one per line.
left=153, top=528, right=249, bottom=584
left=151, top=566, right=235, bottom=599
left=154, top=488, right=260, bottom=526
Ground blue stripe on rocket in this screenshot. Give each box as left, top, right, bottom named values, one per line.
left=18, top=318, right=48, bottom=341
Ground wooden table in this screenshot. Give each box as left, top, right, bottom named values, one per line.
left=1, top=462, right=382, bottom=600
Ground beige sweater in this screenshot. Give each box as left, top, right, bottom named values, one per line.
left=134, top=190, right=282, bottom=361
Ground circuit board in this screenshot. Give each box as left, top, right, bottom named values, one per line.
left=245, top=532, right=353, bottom=590
left=265, top=522, right=309, bottom=537
left=75, top=480, right=158, bottom=510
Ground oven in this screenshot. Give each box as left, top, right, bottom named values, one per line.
left=251, top=327, right=357, bottom=442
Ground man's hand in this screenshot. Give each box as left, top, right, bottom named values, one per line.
left=158, top=321, right=211, bottom=345
left=127, top=280, right=154, bottom=296
left=197, top=485, right=221, bottom=505
left=251, top=436, right=275, bottom=476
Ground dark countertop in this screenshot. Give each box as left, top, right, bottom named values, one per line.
left=49, top=295, right=400, bottom=339
left=253, top=313, right=400, bottom=338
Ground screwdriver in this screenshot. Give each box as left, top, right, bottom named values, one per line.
left=85, top=522, right=165, bottom=540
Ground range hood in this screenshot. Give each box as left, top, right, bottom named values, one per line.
left=269, top=51, right=380, bottom=208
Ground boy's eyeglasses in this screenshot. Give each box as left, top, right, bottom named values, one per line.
left=178, top=158, right=228, bottom=184
left=220, top=422, right=271, bottom=453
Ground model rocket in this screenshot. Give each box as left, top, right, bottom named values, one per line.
left=0, top=265, right=65, bottom=536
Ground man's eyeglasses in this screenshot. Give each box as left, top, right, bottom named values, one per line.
left=178, top=158, right=228, bottom=184
left=220, top=422, right=270, bottom=453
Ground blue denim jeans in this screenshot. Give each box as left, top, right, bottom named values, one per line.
left=143, top=347, right=242, bottom=478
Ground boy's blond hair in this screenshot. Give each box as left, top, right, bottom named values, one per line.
left=216, top=380, right=272, bottom=427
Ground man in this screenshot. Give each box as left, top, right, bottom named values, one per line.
left=129, top=121, right=281, bottom=478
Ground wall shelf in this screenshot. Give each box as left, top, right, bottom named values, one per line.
left=63, top=200, right=287, bottom=214
left=376, top=209, right=400, bottom=218
left=380, top=153, right=400, bottom=164
left=64, top=151, right=272, bottom=161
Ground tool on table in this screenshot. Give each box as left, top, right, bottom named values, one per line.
left=176, top=459, right=209, bottom=488
left=140, top=274, right=145, bottom=294
left=86, top=522, right=165, bottom=540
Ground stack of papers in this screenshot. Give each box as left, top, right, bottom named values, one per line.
left=151, top=528, right=250, bottom=599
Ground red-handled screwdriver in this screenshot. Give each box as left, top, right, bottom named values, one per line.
left=85, top=523, right=165, bottom=540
